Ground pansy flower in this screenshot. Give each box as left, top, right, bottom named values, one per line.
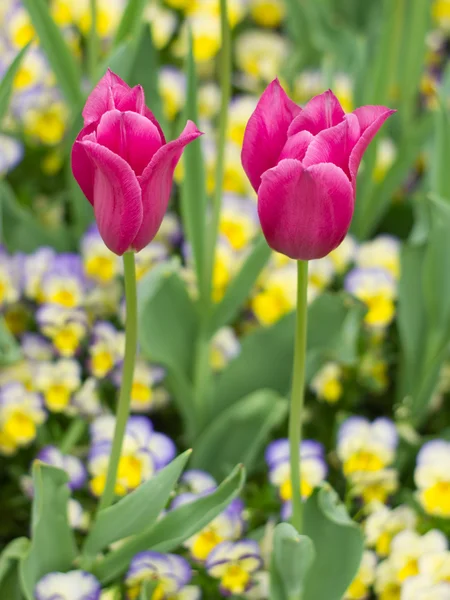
left=206, top=540, right=263, bottom=596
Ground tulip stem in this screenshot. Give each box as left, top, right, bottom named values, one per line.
left=97, top=251, right=137, bottom=512
left=59, top=418, right=85, bottom=454
left=288, top=259, right=308, bottom=534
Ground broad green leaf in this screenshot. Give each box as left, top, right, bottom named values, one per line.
left=114, top=0, right=148, bottom=47
left=0, top=538, right=29, bottom=584
left=0, top=317, right=22, bottom=366
left=430, top=97, right=450, bottom=201
left=21, top=0, right=83, bottom=111
left=212, top=293, right=363, bottom=415
left=180, top=34, right=207, bottom=293
left=128, top=26, right=165, bottom=130
left=303, top=486, right=364, bottom=600
left=138, top=261, right=198, bottom=378
left=83, top=451, right=191, bottom=558
left=191, top=390, right=288, bottom=478
left=93, top=464, right=245, bottom=584
left=209, top=236, right=271, bottom=333
left=0, top=566, right=23, bottom=600
left=20, top=463, right=77, bottom=600
left=270, top=524, right=315, bottom=600
left=0, top=44, right=31, bottom=122
left=0, top=180, right=74, bottom=252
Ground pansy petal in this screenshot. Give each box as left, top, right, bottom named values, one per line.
left=349, top=105, right=395, bottom=187
left=82, top=69, right=130, bottom=125
left=258, top=159, right=354, bottom=260
left=79, top=141, right=143, bottom=255
left=265, top=438, right=290, bottom=467
left=134, top=121, right=202, bottom=251
left=96, top=110, right=162, bottom=176
left=233, top=539, right=261, bottom=561
left=241, top=79, right=301, bottom=192
left=302, top=114, right=360, bottom=177
left=148, top=432, right=176, bottom=468
left=288, top=89, right=345, bottom=136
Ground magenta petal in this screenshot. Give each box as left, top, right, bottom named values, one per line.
left=279, top=130, right=314, bottom=161
left=79, top=141, right=143, bottom=255
left=288, top=90, right=345, bottom=137
left=348, top=105, right=396, bottom=187
left=82, top=69, right=130, bottom=126
left=258, top=159, right=354, bottom=260
left=302, top=114, right=361, bottom=178
left=71, top=122, right=98, bottom=205
left=115, top=85, right=166, bottom=144
left=96, top=110, right=163, bottom=176
left=133, top=121, right=202, bottom=251
left=241, top=79, right=301, bottom=192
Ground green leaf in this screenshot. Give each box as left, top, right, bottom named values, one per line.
left=0, top=180, right=74, bottom=253
left=191, top=390, right=288, bottom=478
left=93, top=464, right=245, bottom=585
left=21, top=0, right=83, bottom=111
left=140, top=580, right=158, bottom=600
left=83, top=450, right=191, bottom=558
left=114, top=0, right=148, bottom=47
left=303, top=486, right=364, bottom=600
left=138, top=261, right=198, bottom=375
left=270, top=524, right=315, bottom=600
left=20, top=463, right=77, bottom=600
left=212, top=293, right=363, bottom=415
left=209, top=236, right=271, bottom=334
left=430, top=97, right=450, bottom=201
left=0, top=317, right=22, bottom=366
left=128, top=26, right=165, bottom=130
left=0, top=538, right=29, bottom=584
left=0, top=44, right=31, bottom=122
left=180, top=34, right=207, bottom=293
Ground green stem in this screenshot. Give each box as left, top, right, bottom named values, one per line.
left=288, top=260, right=308, bottom=534
left=97, top=252, right=137, bottom=512
left=59, top=418, right=85, bottom=454
left=88, top=0, right=99, bottom=84
left=193, top=0, right=231, bottom=421
left=203, top=0, right=231, bottom=309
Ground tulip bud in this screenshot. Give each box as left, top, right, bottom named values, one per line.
left=72, top=70, right=202, bottom=255
left=241, top=80, right=395, bottom=260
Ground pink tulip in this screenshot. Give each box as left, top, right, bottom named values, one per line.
left=241, top=80, right=395, bottom=260
left=72, top=69, right=202, bottom=255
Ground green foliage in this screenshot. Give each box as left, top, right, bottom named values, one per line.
left=0, top=317, right=22, bottom=366
left=302, top=486, right=364, bottom=600
left=21, top=0, right=83, bottom=112
left=270, top=523, right=315, bottom=600
left=211, top=293, right=364, bottom=416
left=113, top=0, right=148, bottom=47
left=208, top=235, right=272, bottom=334
left=82, top=450, right=191, bottom=559
left=180, top=34, right=207, bottom=294
left=191, top=390, right=288, bottom=477
left=92, top=464, right=245, bottom=584
left=397, top=196, right=450, bottom=425
left=20, top=463, right=78, bottom=600
left=0, top=180, right=74, bottom=253
left=0, top=45, right=31, bottom=122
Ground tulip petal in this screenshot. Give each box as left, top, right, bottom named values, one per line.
left=279, top=130, right=314, bottom=161
left=288, top=90, right=345, bottom=137
left=82, top=69, right=130, bottom=125
left=349, top=105, right=396, bottom=187
left=96, top=110, right=163, bottom=177
left=258, top=159, right=354, bottom=260
left=133, top=120, right=202, bottom=251
left=302, top=114, right=360, bottom=178
left=241, top=79, right=301, bottom=192
left=115, top=85, right=166, bottom=144
left=71, top=122, right=98, bottom=205
left=79, top=141, right=143, bottom=255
